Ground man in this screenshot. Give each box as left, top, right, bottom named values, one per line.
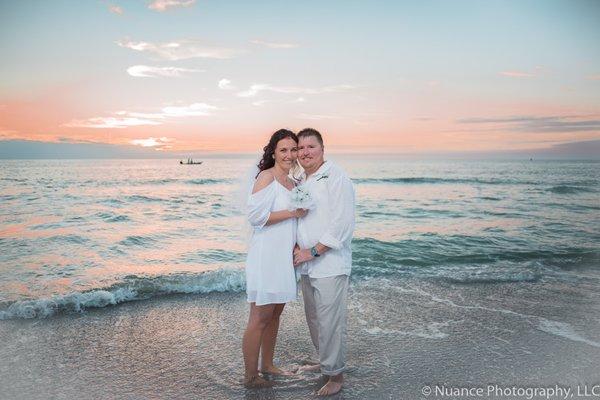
left=293, top=128, right=356, bottom=396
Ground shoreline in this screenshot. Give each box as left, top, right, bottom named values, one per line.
left=2, top=276, right=599, bottom=399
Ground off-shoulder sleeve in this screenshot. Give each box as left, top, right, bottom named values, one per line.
left=247, top=181, right=276, bottom=228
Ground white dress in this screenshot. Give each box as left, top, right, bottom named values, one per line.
left=245, top=179, right=297, bottom=305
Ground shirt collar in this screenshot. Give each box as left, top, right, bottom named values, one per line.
left=303, top=160, right=332, bottom=181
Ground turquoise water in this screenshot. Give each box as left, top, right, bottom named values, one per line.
left=0, top=157, right=598, bottom=319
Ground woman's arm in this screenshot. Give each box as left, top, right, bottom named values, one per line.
left=266, top=208, right=307, bottom=226
left=247, top=171, right=275, bottom=228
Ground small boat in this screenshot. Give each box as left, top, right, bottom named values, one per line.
left=180, top=158, right=203, bottom=165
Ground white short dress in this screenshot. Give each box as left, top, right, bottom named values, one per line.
left=245, top=179, right=297, bottom=306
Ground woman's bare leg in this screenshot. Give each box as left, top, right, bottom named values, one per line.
left=242, top=303, right=276, bottom=387
left=260, top=303, right=292, bottom=375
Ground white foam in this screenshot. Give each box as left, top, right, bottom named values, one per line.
left=365, top=321, right=453, bottom=339
left=386, top=282, right=600, bottom=350
left=365, top=326, right=389, bottom=335
left=0, top=268, right=246, bottom=320
left=412, top=322, right=451, bottom=339
left=0, top=288, right=138, bottom=319
left=537, top=318, right=600, bottom=348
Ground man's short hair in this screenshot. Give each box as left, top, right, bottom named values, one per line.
left=297, top=128, right=324, bottom=146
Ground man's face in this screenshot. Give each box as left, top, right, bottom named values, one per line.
left=297, top=135, right=324, bottom=171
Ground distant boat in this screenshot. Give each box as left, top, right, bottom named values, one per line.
left=180, top=158, right=203, bottom=165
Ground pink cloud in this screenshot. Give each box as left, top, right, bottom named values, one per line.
left=126, top=65, right=203, bottom=78
left=250, top=39, right=299, bottom=49
left=236, top=83, right=354, bottom=97
left=64, top=117, right=161, bottom=129
left=108, top=4, right=123, bottom=15
left=148, top=0, right=195, bottom=12
left=500, top=71, right=535, bottom=78
left=130, top=137, right=174, bottom=148
left=63, top=103, right=219, bottom=129
left=116, top=38, right=238, bottom=60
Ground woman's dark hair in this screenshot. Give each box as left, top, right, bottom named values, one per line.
left=257, top=129, right=298, bottom=175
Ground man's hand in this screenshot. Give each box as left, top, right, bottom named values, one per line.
left=293, top=247, right=314, bottom=267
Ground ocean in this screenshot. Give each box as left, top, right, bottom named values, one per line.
left=1, top=157, right=599, bottom=399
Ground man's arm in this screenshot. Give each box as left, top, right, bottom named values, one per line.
left=318, top=172, right=355, bottom=249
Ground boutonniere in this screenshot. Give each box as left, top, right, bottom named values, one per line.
left=316, top=174, right=329, bottom=181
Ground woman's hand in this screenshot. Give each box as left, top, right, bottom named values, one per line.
left=266, top=209, right=306, bottom=226
left=291, top=208, right=308, bottom=218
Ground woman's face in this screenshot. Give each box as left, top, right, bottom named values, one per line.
left=273, top=137, right=298, bottom=171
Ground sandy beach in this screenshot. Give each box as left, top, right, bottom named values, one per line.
left=2, top=274, right=599, bottom=400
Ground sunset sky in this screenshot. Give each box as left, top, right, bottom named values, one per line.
left=1, top=0, right=599, bottom=155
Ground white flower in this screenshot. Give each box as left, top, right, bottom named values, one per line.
left=289, top=185, right=316, bottom=210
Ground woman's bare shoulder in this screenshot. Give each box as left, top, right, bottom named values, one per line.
left=253, top=169, right=275, bottom=193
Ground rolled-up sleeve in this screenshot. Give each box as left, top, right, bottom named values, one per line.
left=318, top=174, right=355, bottom=249
left=247, top=182, right=276, bottom=228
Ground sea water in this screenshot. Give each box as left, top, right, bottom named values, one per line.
left=0, top=157, right=598, bottom=319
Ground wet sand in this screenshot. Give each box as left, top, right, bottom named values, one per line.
left=1, top=276, right=600, bottom=399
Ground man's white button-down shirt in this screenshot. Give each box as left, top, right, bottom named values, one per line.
left=297, top=160, right=356, bottom=278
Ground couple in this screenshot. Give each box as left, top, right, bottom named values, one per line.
left=242, top=128, right=356, bottom=396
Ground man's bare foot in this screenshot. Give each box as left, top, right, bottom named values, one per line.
left=259, top=365, right=294, bottom=376
left=295, top=363, right=321, bottom=373
left=317, top=375, right=343, bottom=396
left=243, top=375, right=275, bottom=389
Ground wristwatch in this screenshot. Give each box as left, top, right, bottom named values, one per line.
left=310, top=246, right=320, bottom=257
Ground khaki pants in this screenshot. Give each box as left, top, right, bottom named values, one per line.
left=300, top=274, right=349, bottom=376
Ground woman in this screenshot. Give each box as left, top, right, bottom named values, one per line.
left=242, top=129, right=307, bottom=388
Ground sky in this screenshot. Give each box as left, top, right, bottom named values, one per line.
left=0, top=0, right=599, bottom=156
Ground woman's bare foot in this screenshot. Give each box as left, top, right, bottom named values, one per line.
left=259, top=365, right=294, bottom=376
left=317, top=375, right=343, bottom=396
left=243, top=375, right=275, bottom=389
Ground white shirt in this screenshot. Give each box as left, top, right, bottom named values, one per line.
left=297, top=160, right=356, bottom=278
